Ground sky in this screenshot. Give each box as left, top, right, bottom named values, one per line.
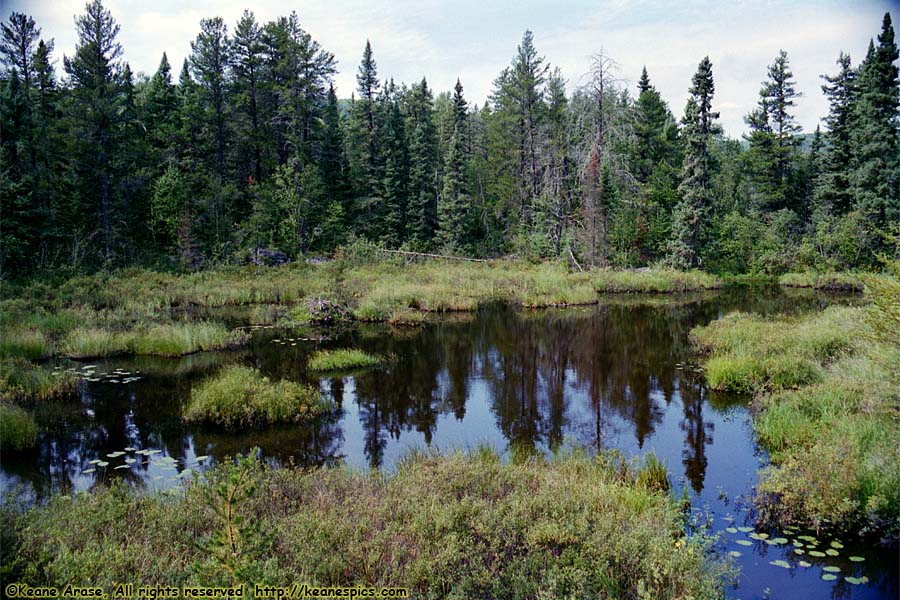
left=3, top=0, right=898, bottom=137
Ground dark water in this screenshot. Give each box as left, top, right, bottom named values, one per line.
left=2, top=287, right=896, bottom=599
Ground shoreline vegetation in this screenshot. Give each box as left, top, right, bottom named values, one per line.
left=0, top=449, right=731, bottom=598
left=691, top=266, right=900, bottom=540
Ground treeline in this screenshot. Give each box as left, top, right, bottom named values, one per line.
left=1, top=2, right=898, bottom=277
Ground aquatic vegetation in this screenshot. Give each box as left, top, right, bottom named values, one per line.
left=593, top=269, right=722, bottom=293
left=184, top=365, right=326, bottom=428
left=62, top=328, right=132, bottom=358
left=130, top=322, right=249, bottom=357
left=0, top=449, right=731, bottom=597
left=0, top=328, right=50, bottom=360
left=778, top=271, right=863, bottom=291
left=692, top=269, right=900, bottom=537
left=0, top=402, right=39, bottom=450
left=306, top=349, right=385, bottom=372
left=0, top=358, right=77, bottom=402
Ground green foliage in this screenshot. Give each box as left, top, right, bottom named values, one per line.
left=183, top=365, right=326, bottom=428
left=692, top=274, right=900, bottom=534
left=194, top=451, right=273, bottom=585
left=306, top=349, right=384, bottom=372
left=0, top=328, right=49, bottom=360
left=0, top=401, right=38, bottom=450
left=0, top=358, right=77, bottom=402
left=0, top=450, right=731, bottom=598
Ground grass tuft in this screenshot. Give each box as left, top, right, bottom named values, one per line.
left=307, top=349, right=384, bottom=372
left=184, top=365, right=326, bottom=428
left=0, top=358, right=78, bottom=402
left=0, top=402, right=39, bottom=450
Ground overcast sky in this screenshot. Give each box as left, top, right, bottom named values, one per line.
left=4, top=0, right=897, bottom=137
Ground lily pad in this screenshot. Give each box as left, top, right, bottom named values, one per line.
left=821, top=574, right=837, bottom=581
left=798, top=561, right=812, bottom=567
left=82, top=468, right=96, bottom=474
left=770, top=560, right=791, bottom=569
left=124, top=458, right=136, bottom=464
left=809, top=550, right=826, bottom=557
left=794, top=548, right=805, bottom=555
left=97, top=461, right=109, bottom=467
left=736, top=540, right=753, bottom=546
left=798, top=535, right=817, bottom=542
left=792, top=540, right=804, bottom=547
left=124, top=447, right=136, bottom=452
left=825, top=549, right=839, bottom=557
left=823, top=566, right=841, bottom=573
left=737, top=526, right=753, bottom=533
left=848, top=556, right=865, bottom=562
left=728, top=551, right=742, bottom=558
left=114, top=464, right=129, bottom=470
left=772, top=537, right=788, bottom=545
left=845, top=577, right=862, bottom=585
left=88, top=459, right=102, bottom=465
left=830, top=540, right=844, bottom=549
left=195, top=455, right=210, bottom=461
left=725, top=527, right=738, bottom=534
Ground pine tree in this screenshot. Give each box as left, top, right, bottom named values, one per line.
left=437, top=124, right=469, bottom=251
left=380, top=94, right=409, bottom=246
left=63, top=0, right=126, bottom=263
left=404, top=78, right=439, bottom=246
left=850, top=13, right=899, bottom=232
left=816, top=52, right=856, bottom=215
left=144, top=53, right=179, bottom=165
left=190, top=17, right=230, bottom=178
left=0, top=12, right=40, bottom=89
left=668, top=56, right=720, bottom=269
left=744, top=50, right=802, bottom=213
left=231, top=10, right=265, bottom=182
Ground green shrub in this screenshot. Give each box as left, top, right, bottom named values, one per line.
left=0, top=402, right=38, bottom=450
left=306, top=349, right=384, bottom=372
left=184, top=365, right=326, bottom=428
left=1, top=450, right=731, bottom=597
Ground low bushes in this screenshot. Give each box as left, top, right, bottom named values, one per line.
left=1, top=449, right=730, bottom=597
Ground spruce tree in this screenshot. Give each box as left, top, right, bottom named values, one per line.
left=63, top=0, right=126, bottom=263
left=190, top=17, right=230, bottom=178
left=231, top=10, right=265, bottom=182
left=405, top=78, right=439, bottom=246
left=744, top=50, right=802, bottom=213
left=668, top=56, right=720, bottom=269
left=850, top=13, right=899, bottom=233
left=816, top=52, right=856, bottom=215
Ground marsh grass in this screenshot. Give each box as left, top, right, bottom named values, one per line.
left=1, top=449, right=730, bottom=598
left=691, top=272, right=900, bottom=535
left=0, top=402, right=38, bottom=450
left=779, top=271, right=864, bottom=291
left=130, top=322, right=249, bottom=357
left=62, top=323, right=249, bottom=359
left=0, top=358, right=78, bottom=402
left=306, top=349, right=384, bottom=372
left=0, top=329, right=49, bottom=360
left=184, top=365, right=325, bottom=428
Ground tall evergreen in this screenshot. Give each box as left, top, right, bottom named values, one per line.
left=190, top=17, right=230, bottom=178
left=850, top=13, right=899, bottom=233
left=63, top=0, right=127, bottom=263
left=404, top=78, right=439, bottom=246
left=816, top=52, right=856, bottom=215
left=668, top=56, right=720, bottom=269
left=744, top=50, right=802, bottom=213
left=231, top=10, right=265, bottom=182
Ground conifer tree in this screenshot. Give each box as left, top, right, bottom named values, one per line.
left=816, top=52, right=856, bottom=215
left=668, top=56, right=720, bottom=269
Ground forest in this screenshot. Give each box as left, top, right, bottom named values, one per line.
left=1, top=2, right=897, bottom=278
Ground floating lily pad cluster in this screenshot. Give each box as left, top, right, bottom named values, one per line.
left=81, top=447, right=211, bottom=484
left=271, top=337, right=315, bottom=347
left=54, top=364, right=143, bottom=384
left=720, top=522, right=869, bottom=586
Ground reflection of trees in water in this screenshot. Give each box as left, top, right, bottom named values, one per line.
left=679, top=378, right=712, bottom=493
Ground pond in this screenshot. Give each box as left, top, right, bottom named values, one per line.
left=1, top=286, right=896, bottom=599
